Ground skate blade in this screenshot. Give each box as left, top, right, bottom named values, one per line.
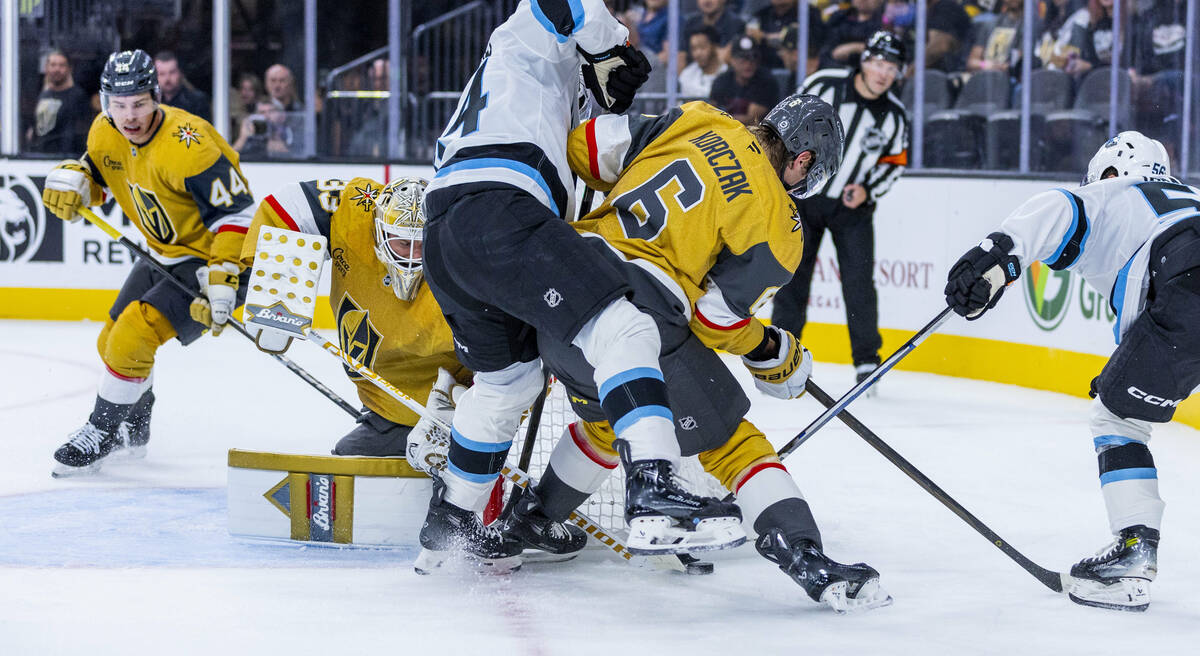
left=413, top=547, right=522, bottom=575
left=518, top=549, right=580, bottom=565
left=625, top=516, right=747, bottom=555
left=110, top=445, right=148, bottom=460
left=1068, top=577, right=1150, bottom=612
left=820, top=578, right=893, bottom=614
left=51, top=462, right=103, bottom=478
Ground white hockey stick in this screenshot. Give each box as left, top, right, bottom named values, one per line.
left=302, top=328, right=683, bottom=570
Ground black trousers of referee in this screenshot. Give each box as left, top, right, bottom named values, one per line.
left=772, top=195, right=882, bottom=368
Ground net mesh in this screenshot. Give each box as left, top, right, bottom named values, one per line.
left=510, top=378, right=728, bottom=538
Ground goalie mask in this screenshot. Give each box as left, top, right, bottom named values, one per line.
left=374, top=177, right=429, bottom=301
left=1084, top=131, right=1171, bottom=185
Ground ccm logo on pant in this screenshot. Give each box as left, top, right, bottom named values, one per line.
left=1127, top=386, right=1182, bottom=408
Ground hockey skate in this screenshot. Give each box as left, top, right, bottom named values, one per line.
left=855, top=363, right=879, bottom=399
left=756, top=529, right=893, bottom=613
left=52, top=422, right=123, bottom=478
left=500, top=489, right=587, bottom=564
left=414, top=477, right=523, bottom=575
left=114, top=391, right=154, bottom=459
left=1067, top=525, right=1158, bottom=612
left=618, top=442, right=746, bottom=555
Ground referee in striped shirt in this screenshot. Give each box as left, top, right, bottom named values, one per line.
left=772, top=30, right=909, bottom=391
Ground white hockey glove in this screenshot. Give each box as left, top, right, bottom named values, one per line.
left=42, top=159, right=101, bottom=222
left=406, top=368, right=467, bottom=475
left=189, top=262, right=240, bottom=336
left=579, top=43, right=651, bottom=114
left=742, top=325, right=813, bottom=400
left=944, top=232, right=1021, bottom=320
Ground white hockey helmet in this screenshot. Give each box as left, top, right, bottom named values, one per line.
left=1084, top=131, right=1170, bottom=185
left=373, top=177, right=429, bottom=301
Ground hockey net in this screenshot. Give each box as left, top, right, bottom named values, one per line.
left=512, top=377, right=728, bottom=538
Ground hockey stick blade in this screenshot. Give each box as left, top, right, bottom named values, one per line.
left=74, top=207, right=361, bottom=419
left=776, top=307, right=953, bottom=461
left=804, top=379, right=1070, bottom=594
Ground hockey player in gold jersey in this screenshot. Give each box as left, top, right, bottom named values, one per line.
left=42, top=50, right=254, bottom=477
left=240, top=176, right=471, bottom=459
left=505, top=95, right=892, bottom=611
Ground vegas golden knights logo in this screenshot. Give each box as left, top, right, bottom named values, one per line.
left=337, top=293, right=381, bottom=380
left=127, top=183, right=176, bottom=243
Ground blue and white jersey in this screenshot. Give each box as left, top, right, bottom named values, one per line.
left=999, top=175, right=1200, bottom=342
left=427, top=0, right=628, bottom=221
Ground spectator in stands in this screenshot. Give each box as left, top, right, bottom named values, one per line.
left=709, top=36, right=780, bottom=125
left=819, top=0, right=885, bottom=70
left=680, top=26, right=729, bottom=98
left=229, top=72, right=264, bottom=137
left=966, top=0, right=1033, bottom=74
left=746, top=0, right=826, bottom=70
left=1035, top=0, right=1090, bottom=71
left=233, top=99, right=295, bottom=159
left=1069, top=0, right=1134, bottom=75
left=26, top=49, right=91, bottom=154
left=924, top=0, right=972, bottom=72
left=631, top=0, right=671, bottom=64
left=346, top=59, right=390, bottom=158
left=679, top=0, right=747, bottom=68
left=265, top=63, right=303, bottom=111
left=154, top=51, right=211, bottom=121
left=1130, top=0, right=1187, bottom=155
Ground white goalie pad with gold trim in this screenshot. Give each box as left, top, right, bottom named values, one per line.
left=244, top=227, right=326, bottom=350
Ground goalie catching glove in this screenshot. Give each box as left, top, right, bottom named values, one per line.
left=42, top=159, right=105, bottom=222
left=944, top=232, right=1021, bottom=320
left=189, top=262, right=240, bottom=335
left=742, top=325, right=812, bottom=400
left=579, top=43, right=651, bottom=115
left=407, top=367, right=467, bottom=475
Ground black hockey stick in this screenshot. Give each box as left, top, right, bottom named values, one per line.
left=77, top=207, right=360, bottom=418
left=776, top=307, right=953, bottom=461
left=804, top=379, right=1071, bottom=594
left=508, top=367, right=551, bottom=508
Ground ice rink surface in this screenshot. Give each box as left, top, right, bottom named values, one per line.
left=2, top=319, right=1199, bottom=654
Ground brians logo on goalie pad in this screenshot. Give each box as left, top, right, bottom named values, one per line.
left=246, top=301, right=312, bottom=336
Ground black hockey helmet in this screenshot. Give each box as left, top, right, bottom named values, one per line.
left=99, top=49, right=160, bottom=110
left=861, top=31, right=908, bottom=75
left=760, top=93, right=844, bottom=199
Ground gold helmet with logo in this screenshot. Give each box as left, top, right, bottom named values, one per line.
left=373, top=177, right=428, bottom=301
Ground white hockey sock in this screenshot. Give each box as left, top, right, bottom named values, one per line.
left=735, top=463, right=803, bottom=535
left=572, top=298, right=679, bottom=463
left=97, top=365, right=152, bottom=405
left=1091, top=400, right=1165, bottom=533
left=443, top=360, right=543, bottom=512
left=546, top=421, right=617, bottom=495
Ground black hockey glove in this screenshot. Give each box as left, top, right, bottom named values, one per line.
left=944, top=232, right=1021, bottom=320
left=580, top=43, right=651, bottom=115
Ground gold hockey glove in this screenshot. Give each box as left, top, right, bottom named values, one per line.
left=42, top=159, right=101, bottom=222
left=189, top=262, right=241, bottom=336
left=742, top=326, right=813, bottom=400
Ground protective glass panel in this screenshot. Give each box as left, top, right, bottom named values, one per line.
left=18, top=0, right=217, bottom=157
left=229, top=1, right=310, bottom=160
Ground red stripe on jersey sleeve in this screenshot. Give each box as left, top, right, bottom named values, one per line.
left=693, top=307, right=751, bottom=331
left=264, top=194, right=300, bottom=232
left=586, top=119, right=601, bottom=181
left=216, top=224, right=249, bottom=234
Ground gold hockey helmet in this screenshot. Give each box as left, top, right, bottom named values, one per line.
left=373, top=176, right=429, bottom=301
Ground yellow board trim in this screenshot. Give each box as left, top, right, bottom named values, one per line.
left=333, top=475, right=354, bottom=544
left=228, top=449, right=427, bottom=478
left=802, top=321, right=1200, bottom=430
left=288, top=472, right=308, bottom=541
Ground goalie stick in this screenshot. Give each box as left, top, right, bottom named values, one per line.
left=301, top=328, right=686, bottom=571
left=804, top=379, right=1074, bottom=595
left=74, top=207, right=362, bottom=420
